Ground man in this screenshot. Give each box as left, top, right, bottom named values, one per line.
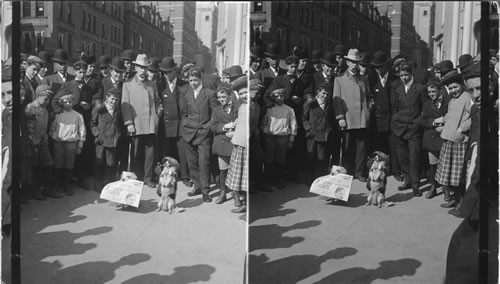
left=147, top=57, right=161, bottom=83
left=369, top=51, right=402, bottom=181
left=158, top=57, right=191, bottom=187
left=333, top=44, right=348, bottom=76
left=42, top=49, right=74, bottom=108
left=120, top=49, right=136, bottom=82
left=121, top=54, right=162, bottom=188
left=310, top=49, right=323, bottom=73
left=456, top=54, right=473, bottom=73
left=81, top=54, right=104, bottom=110
left=332, top=49, right=372, bottom=181
left=256, top=43, right=286, bottom=96
left=23, top=56, right=43, bottom=104
left=312, top=51, right=337, bottom=97
left=36, top=51, right=52, bottom=86
left=98, top=55, right=111, bottom=80
left=293, top=47, right=313, bottom=90
left=249, top=45, right=264, bottom=79
left=179, top=68, right=216, bottom=202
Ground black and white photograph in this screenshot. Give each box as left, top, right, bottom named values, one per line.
left=1, top=1, right=248, bottom=283
left=248, top=1, right=498, bottom=283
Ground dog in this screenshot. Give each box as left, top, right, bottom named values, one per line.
left=155, top=157, right=180, bottom=213
left=330, top=165, right=347, bottom=176
left=365, top=151, right=394, bottom=208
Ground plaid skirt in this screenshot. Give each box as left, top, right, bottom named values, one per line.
left=435, top=140, right=467, bottom=186
left=226, top=145, right=248, bottom=192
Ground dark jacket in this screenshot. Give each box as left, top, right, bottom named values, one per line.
left=210, top=103, right=238, bottom=157
left=370, top=74, right=392, bottom=132
left=256, top=67, right=286, bottom=94
left=42, top=72, right=75, bottom=98
left=419, top=96, right=449, bottom=152
left=161, top=78, right=188, bottom=138
left=180, top=87, right=216, bottom=145
left=201, top=73, right=221, bottom=91
left=51, top=79, right=94, bottom=122
left=391, top=82, right=428, bottom=138
left=302, top=100, right=334, bottom=142
left=90, top=106, right=122, bottom=148
left=85, top=74, right=104, bottom=108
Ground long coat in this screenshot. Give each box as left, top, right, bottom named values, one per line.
left=161, top=78, right=188, bottom=138
left=180, top=87, right=216, bottom=145
left=121, top=77, right=162, bottom=135
left=370, top=74, right=392, bottom=132
left=332, top=71, right=372, bottom=130
left=419, top=97, right=449, bottom=152
left=90, top=107, right=122, bottom=148
left=302, top=100, right=335, bottom=142
left=391, top=82, right=428, bottom=139
left=210, top=104, right=238, bottom=157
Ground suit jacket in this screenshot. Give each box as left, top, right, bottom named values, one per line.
left=256, top=67, right=286, bottom=94
left=370, top=74, right=392, bottom=132
left=332, top=72, right=372, bottom=130
left=51, top=80, right=94, bottom=122
left=85, top=74, right=104, bottom=108
left=180, top=87, right=215, bottom=145
left=90, top=106, right=122, bottom=148
left=121, top=77, right=162, bottom=135
left=23, top=76, right=37, bottom=105
left=391, top=82, right=428, bottom=138
left=312, top=71, right=335, bottom=99
left=35, top=74, right=44, bottom=87
left=302, top=100, right=335, bottom=142
left=42, top=72, right=75, bottom=97
left=161, top=78, right=188, bottom=138
left=201, top=73, right=221, bottom=91
left=419, top=97, right=449, bottom=152
left=210, top=104, right=238, bottom=156
left=100, top=77, right=123, bottom=104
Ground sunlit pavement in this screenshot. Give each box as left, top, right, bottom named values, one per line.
left=249, top=176, right=464, bottom=284
left=20, top=181, right=246, bottom=284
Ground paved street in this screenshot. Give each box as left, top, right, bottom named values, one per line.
left=20, top=181, right=246, bottom=284
left=249, top=175, right=464, bottom=284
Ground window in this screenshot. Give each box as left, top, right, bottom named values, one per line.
left=24, top=33, right=32, bottom=53
left=59, top=2, right=63, bottom=19
left=93, top=42, right=96, bottom=54
left=67, top=3, right=72, bottom=23
left=102, top=1, right=106, bottom=12
left=23, top=1, right=31, bottom=17
left=68, top=35, right=72, bottom=55
left=81, top=41, right=85, bottom=54
left=102, top=22, right=106, bottom=38
left=93, top=16, right=96, bottom=33
left=82, top=11, right=86, bottom=30
left=205, top=15, right=209, bottom=21
left=118, top=6, right=121, bottom=20
left=58, top=33, right=64, bottom=49
left=36, top=32, right=43, bottom=51
left=254, top=2, right=263, bottom=12
left=102, top=45, right=105, bottom=55
left=35, top=1, right=44, bottom=17
left=423, top=10, right=428, bottom=16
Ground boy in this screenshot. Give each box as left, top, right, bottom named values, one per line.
left=49, top=93, right=86, bottom=196
left=25, top=85, right=63, bottom=199
left=261, top=86, right=297, bottom=190
left=90, top=88, right=123, bottom=192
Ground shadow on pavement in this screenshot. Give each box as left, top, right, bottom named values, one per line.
left=249, top=247, right=357, bottom=284
left=51, top=253, right=151, bottom=283
left=324, top=193, right=367, bottom=208
left=176, top=197, right=204, bottom=209
left=313, top=258, right=421, bottom=284
left=249, top=220, right=321, bottom=251
left=122, top=264, right=216, bottom=284
left=385, top=192, right=415, bottom=203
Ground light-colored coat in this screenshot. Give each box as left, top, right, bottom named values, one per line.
left=332, top=71, right=372, bottom=130
left=121, top=77, right=162, bottom=135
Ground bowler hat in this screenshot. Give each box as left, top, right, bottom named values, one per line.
left=462, top=62, right=480, bottom=80
left=98, top=55, right=111, bottom=68
left=159, top=57, right=177, bottom=72
left=311, top=49, right=323, bottom=64
left=37, top=51, right=52, bottom=65
left=73, top=60, right=88, bottom=70
left=344, top=49, right=363, bottom=62
left=264, top=43, right=280, bottom=58
left=120, top=50, right=135, bottom=61
left=321, top=51, right=338, bottom=67
left=441, top=69, right=463, bottom=86
left=285, top=55, right=299, bottom=65
left=148, top=57, right=161, bottom=72
left=292, top=46, right=307, bottom=60
left=457, top=54, right=473, bottom=69
left=132, top=54, right=151, bottom=67
left=52, top=49, right=70, bottom=63
left=439, top=60, right=455, bottom=76
left=231, top=75, right=247, bottom=91
left=109, top=57, right=126, bottom=72
left=250, top=45, right=265, bottom=59
left=226, top=65, right=245, bottom=80
left=371, top=51, right=389, bottom=67
left=80, top=54, right=96, bottom=66
left=107, top=87, right=122, bottom=99
left=359, top=52, right=371, bottom=67
left=333, top=44, right=347, bottom=56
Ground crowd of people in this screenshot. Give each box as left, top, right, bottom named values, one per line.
left=248, top=41, right=498, bottom=220
left=1, top=44, right=251, bottom=231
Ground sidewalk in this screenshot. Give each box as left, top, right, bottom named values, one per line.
left=20, top=182, right=246, bottom=284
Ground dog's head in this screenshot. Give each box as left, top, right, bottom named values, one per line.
left=368, top=160, right=388, bottom=182
left=155, top=157, right=180, bottom=176
left=159, top=166, right=177, bottom=188
left=330, top=165, right=348, bottom=176
left=120, top=171, right=138, bottom=181
left=367, top=151, right=390, bottom=172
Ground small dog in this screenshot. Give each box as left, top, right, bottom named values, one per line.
left=330, top=165, right=347, bottom=176
left=155, top=157, right=180, bottom=213
left=366, top=151, right=393, bottom=208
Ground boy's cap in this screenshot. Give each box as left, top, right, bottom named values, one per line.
left=107, top=87, right=121, bottom=99
left=271, top=87, right=285, bottom=95
left=35, top=84, right=52, bottom=97
left=59, top=93, right=74, bottom=101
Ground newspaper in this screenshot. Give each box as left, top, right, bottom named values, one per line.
left=309, top=173, right=353, bottom=202
left=100, top=179, right=144, bottom=208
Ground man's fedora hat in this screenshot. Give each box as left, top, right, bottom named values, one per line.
left=371, top=51, right=389, bottom=67
left=148, top=57, right=161, bottom=72
left=441, top=69, right=463, bottom=86
left=344, top=49, right=363, bottom=62
left=52, top=49, right=70, bottom=63
left=321, top=51, right=338, bottom=67
left=159, top=57, right=177, bottom=72
left=120, top=50, right=135, bottom=61
left=264, top=43, right=281, bottom=58
left=109, top=57, right=126, bottom=72
left=132, top=54, right=151, bottom=67
left=98, top=55, right=111, bottom=68
left=457, top=54, right=473, bottom=69
left=226, top=65, right=245, bottom=79
left=462, top=62, right=480, bottom=80
left=439, top=60, right=455, bottom=76
left=231, top=75, right=247, bottom=91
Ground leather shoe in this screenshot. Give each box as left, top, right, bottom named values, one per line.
left=358, top=176, right=368, bottom=182
left=398, top=182, right=411, bottom=191
left=393, top=173, right=404, bottom=182
left=182, top=179, right=193, bottom=187
left=413, top=188, right=422, bottom=197
left=448, top=207, right=464, bottom=218
left=187, top=188, right=202, bottom=197
left=440, top=200, right=458, bottom=208
left=425, top=185, right=437, bottom=199
left=146, top=181, right=158, bottom=188
left=231, top=205, right=246, bottom=213
left=202, top=193, right=212, bottom=202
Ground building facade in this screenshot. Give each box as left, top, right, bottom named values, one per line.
left=216, top=2, right=248, bottom=74
left=123, top=2, right=174, bottom=58
left=156, top=1, right=196, bottom=65
left=432, top=1, right=481, bottom=65
left=413, top=1, right=435, bottom=66
left=1, top=1, right=12, bottom=60
left=195, top=2, right=218, bottom=68
left=250, top=2, right=391, bottom=59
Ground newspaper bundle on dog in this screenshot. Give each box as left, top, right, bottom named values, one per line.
left=310, top=169, right=353, bottom=202
left=100, top=172, right=144, bottom=208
